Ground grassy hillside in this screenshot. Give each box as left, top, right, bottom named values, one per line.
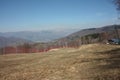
left=0, top=44, right=120, bottom=80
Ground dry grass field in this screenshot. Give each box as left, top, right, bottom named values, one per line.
left=0, top=44, right=120, bottom=80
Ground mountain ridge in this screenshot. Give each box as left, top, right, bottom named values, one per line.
left=0, top=29, right=77, bottom=42
left=0, top=36, right=33, bottom=48
left=56, top=25, right=120, bottom=41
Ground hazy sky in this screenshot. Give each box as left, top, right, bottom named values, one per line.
left=0, top=0, right=120, bottom=32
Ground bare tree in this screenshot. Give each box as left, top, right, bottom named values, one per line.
left=114, top=0, right=120, bottom=39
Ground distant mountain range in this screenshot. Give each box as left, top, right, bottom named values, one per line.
left=0, top=36, right=32, bottom=48
left=55, top=25, right=120, bottom=42
left=0, top=25, right=120, bottom=48
left=0, top=29, right=77, bottom=48
left=0, top=29, right=77, bottom=42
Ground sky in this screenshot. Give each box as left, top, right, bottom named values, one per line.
left=0, top=0, right=120, bottom=32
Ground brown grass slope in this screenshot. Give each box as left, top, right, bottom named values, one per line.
left=0, top=44, right=120, bottom=80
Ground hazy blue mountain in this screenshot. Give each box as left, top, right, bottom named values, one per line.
left=0, top=36, right=33, bottom=48
left=1, top=25, right=120, bottom=48
left=1, top=29, right=77, bottom=42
